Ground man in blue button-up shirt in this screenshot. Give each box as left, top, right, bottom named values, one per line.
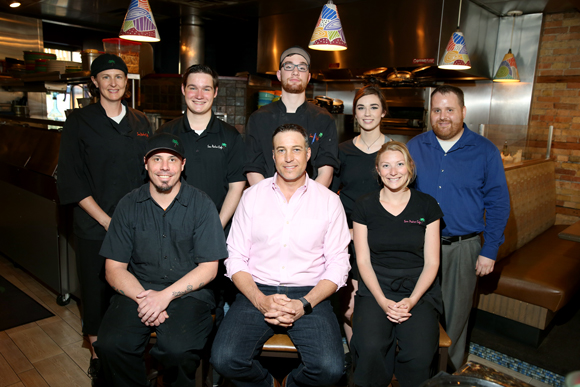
left=407, top=85, right=510, bottom=371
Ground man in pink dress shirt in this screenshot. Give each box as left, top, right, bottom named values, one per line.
left=211, top=124, right=351, bottom=387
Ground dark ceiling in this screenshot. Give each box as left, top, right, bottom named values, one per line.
left=3, top=0, right=580, bottom=33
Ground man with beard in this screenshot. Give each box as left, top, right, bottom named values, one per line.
left=94, top=133, right=228, bottom=386
left=406, top=85, right=510, bottom=371
left=245, top=46, right=339, bottom=187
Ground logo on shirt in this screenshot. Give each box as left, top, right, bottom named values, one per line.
left=207, top=143, right=225, bottom=150
left=137, top=132, right=149, bottom=138
left=404, top=218, right=425, bottom=225
left=309, top=132, right=323, bottom=145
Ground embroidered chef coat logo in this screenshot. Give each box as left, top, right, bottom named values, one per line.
left=404, top=218, right=425, bottom=225
left=137, top=132, right=149, bottom=137
left=207, top=143, right=226, bottom=150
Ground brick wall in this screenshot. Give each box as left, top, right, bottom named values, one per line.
left=529, top=11, right=580, bottom=224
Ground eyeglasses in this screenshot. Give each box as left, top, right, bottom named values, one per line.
left=281, top=62, right=309, bottom=72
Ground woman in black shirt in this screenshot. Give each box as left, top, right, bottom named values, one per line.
left=331, top=85, right=390, bottom=345
left=57, top=54, right=151, bottom=381
left=351, top=142, right=442, bottom=387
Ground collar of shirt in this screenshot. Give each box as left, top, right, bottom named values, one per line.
left=135, top=178, right=190, bottom=208
left=422, top=124, right=478, bottom=152
left=270, top=172, right=309, bottom=204
left=182, top=111, right=219, bottom=137
left=275, top=99, right=308, bottom=115
left=95, top=99, right=131, bottom=135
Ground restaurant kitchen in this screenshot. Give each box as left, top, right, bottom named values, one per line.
left=0, top=0, right=567, bottom=315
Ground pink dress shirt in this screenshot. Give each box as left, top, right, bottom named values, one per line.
left=226, top=174, right=351, bottom=289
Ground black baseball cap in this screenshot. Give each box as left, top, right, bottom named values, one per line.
left=145, top=133, right=185, bottom=159
left=90, top=54, right=128, bottom=77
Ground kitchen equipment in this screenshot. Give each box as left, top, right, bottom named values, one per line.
left=315, top=95, right=333, bottom=111
left=103, top=38, right=141, bottom=74
left=331, top=98, right=344, bottom=114
left=13, top=105, right=29, bottom=117
left=77, top=98, right=93, bottom=108
left=81, top=50, right=102, bottom=71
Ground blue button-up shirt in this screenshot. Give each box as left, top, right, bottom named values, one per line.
left=407, top=125, right=510, bottom=260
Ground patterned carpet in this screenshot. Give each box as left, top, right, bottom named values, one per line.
left=469, top=343, right=565, bottom=387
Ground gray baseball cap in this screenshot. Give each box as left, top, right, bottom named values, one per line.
left=280, top=46, right=311, bottom=67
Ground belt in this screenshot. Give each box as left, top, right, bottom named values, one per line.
left=441, top=232, right=479, bottom=245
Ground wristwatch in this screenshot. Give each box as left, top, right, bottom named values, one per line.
left=299, top=297, right=312, bottom=315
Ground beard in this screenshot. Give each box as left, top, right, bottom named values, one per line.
left=281, top=78, right=306, bottom=94
left=432, top=119, right=463, bottom=141
left=152, top=179, right=177, bottom=193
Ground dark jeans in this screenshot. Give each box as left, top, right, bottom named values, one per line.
left=94, top=294, right=213, bottom=387
left=351, top=295, right=440, bottom=387
left=210, top=285, right=344, bottom=387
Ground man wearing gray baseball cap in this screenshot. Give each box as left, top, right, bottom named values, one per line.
left=244, top=45, right=339, bottom=188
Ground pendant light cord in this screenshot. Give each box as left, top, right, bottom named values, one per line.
left=510, top=15, right=515, bottom=50
left=457, top=0, right=463, bottom=28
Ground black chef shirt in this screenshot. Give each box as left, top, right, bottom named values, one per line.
left=244, top=100, right=339, bottom=180
left=159, top=111, right=245, bottom=211
left=57, top=100, right=152, bottom=240
left=99, top=180, right=228, bottom=308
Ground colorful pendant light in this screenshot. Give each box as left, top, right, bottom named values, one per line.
left=308, top=0, right=347, bottom=51
left=438, top=0, right=471, bottom=70
left=119, top=0, right=160, bottom=42
left=493, top=11, right=522, bottom=83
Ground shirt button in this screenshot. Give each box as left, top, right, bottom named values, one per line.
left=439, top=186, right=441, bottom=189
left=286, top=221, right=289, bottom=224
left=164, top=256, right=167, bottom=259
left=282, top=266, right=285, bottom=269
left=441, top=169, right=444, bottom=172
left=283, top=244, right=287, bottom=247
left=163, top=234, right=166, bottom=238
left=163, top=213, right=166, bottom=217
left=196, top=150, right=199, bottom=152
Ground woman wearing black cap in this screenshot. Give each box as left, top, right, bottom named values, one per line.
left=57, top=54, right=152, bottom=382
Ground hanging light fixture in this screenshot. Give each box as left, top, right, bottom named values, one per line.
left=438, top=0, right=471, bottom=70
left=493, top=10, right=522, bottom=83
left=119, top=0, right=160, bottom=42
left=9, top=1, right=21, bottom=7
left=308, top=0, right=347, bottom=51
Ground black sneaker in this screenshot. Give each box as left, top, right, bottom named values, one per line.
left=88, top=358, right=107, bottom=386
left=88, top=358, right=100, bottom=379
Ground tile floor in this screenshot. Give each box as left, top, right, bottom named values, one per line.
left=0, top=253, right=561, bottom=387
left=0, top=255, right=91, bottom=387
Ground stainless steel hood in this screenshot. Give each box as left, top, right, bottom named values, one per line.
left=257, top=0, right=499, bottom=80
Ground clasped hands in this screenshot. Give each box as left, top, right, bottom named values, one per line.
left=379, top=297, right=415, bottom=324
left=258, top=294, right=304, bottom=328
left=136, top=289, right=171, bottom=326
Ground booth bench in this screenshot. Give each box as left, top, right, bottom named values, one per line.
left=476, top=159, right=580, bottom=344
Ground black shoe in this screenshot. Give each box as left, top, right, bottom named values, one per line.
left=88, top=358, right=100, bottom=379
left=88, top=358, right=107, bottom=386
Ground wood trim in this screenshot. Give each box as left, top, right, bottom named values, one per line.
left=536, top=75, right=580, bottom=83
left=503, top=158, right=554, bottom=171
left=477, top=293, right=555, bottom=329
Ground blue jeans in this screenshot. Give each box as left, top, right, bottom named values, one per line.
left=210, top=285, right=344, bottom=387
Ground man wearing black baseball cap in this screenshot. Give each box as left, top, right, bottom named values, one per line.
left=94, top=132, right=228, bottom=386
left=244, top=45, right=339, bottom=188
